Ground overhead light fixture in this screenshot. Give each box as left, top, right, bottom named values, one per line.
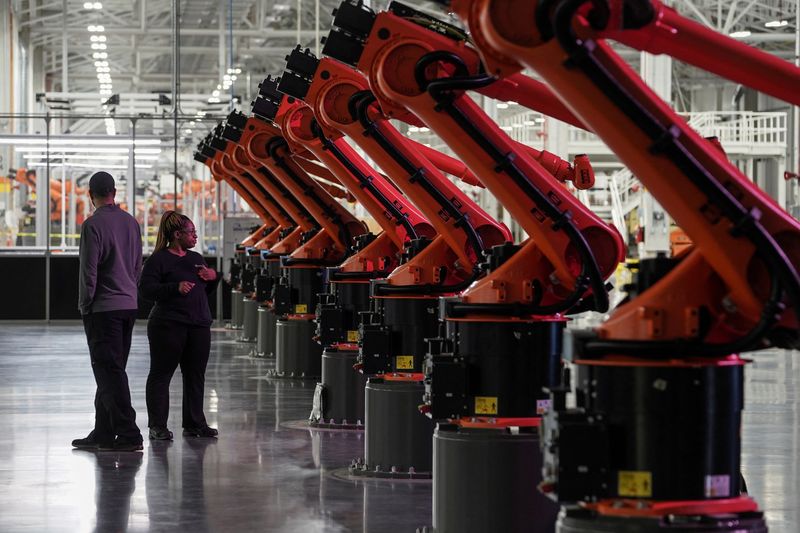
left=212, top=90, right=220, bottom=97
left=91, top=43, right=107, bottom=50
left=729, top=30, right=751, bottom=38
left=765, top=20, right=788, bottom=28
left=22, top=154, right=160, bottom=161
left=207, top=97, right=221, bottom=103
left=92, top=52, right=108, bottom=59
left=496, top=103, right=509, bottom=109
left=0, top=137, right=162, bottom=146
left=14, top=146, right=161, bottom=154
left=26, top=162, right=152, bottom=170
left=87, top=25, right=105, bottom=32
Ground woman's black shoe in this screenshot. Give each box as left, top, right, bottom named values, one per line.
left=149, top=427, right=174, bottom=441
left=183, top=426, right=218, bottom=438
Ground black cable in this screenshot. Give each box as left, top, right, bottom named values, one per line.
left=415, top=52, right=609, bottom=314
left=552, top=0, right=800, bottom=355
left=309, top=118, right=419, bottom=241
left=266, top=136, right=353, bottom=252
left=352, top=92, right=486, bottom=261
left=255, top=167, right=316, bottom=227
left=346, top=91, right=488, bottom=295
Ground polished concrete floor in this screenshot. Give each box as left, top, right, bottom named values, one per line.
left=0, top=323, right=797, bottom=532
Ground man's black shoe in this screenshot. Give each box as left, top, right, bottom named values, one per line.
left=98, top=439, right=144, bottom=452
left=149, top=427, right=174, bottom=441
left=72, top=431, right=113, bottom=450
left=183, top=426, right=218, bottom=438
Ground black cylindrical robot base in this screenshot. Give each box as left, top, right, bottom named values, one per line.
left=270, top=318, right=321, bottom=379
left=557, top=507, right=767, bottom=533
left=350, top=378, right=434, bottom=479
left=309, top=349, right=366, bottom=428
left=230, top=289, right=243, bottom=329
left=240, top=298, right=259, bottom=342
left=255, top=306, right=277, bottom=357
left=431, top=424, right=558, bottom=533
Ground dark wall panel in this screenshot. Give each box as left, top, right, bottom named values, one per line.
left=50, top=256, right=81, bottom=320
left=0, top=257, right=46, bottom=319
left=1, top=254, right=230, bottom=321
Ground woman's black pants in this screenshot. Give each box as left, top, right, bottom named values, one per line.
left=146, top=319, right=211, bottom=429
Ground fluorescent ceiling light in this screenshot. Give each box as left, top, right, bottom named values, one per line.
left=765, top=20, right=788, bottom=28
left=729, top=30, right=751, bottom=38
left=0, top=137, right=162, bottom=146
left=22, top=154, right=160, bottom=161
left=14, top=147, right=161, bottom=154
left=496, top=103, right=509, bottom=109
left=26, top=162, right=152, bottom=169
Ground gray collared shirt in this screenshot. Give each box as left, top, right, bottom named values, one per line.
left=78, top=204, right=142, bottom=314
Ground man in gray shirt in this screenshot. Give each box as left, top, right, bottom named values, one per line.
left=72, top=172, right=144, bottom=452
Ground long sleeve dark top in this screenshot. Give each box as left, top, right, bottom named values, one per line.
left=78, top=204, right=143, bottom=315
left=138, top=249, right=220, bottom=327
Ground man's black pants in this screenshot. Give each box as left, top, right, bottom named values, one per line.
left=145, top=319, right=211, bottom=429
left=82, top=309, right=142, bottom=444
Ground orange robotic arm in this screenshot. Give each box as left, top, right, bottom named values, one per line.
left=323, top=2, right=623, bottom=313
left=278, top=52, right=512, bottom=292
left=243, top=88, right=368, bottom=264
left=449, top=0, right=799, bottom=352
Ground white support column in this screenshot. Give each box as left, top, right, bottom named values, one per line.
left=639, top=52, right=673, bottom=256
left=61, top=0, right=68, bottom=93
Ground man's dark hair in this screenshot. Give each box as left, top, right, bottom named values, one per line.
left=89, top=172, right=116, bottom=197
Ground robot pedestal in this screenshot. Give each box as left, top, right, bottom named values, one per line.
left=241, top=297, right=259, bottom=342
left=556, top=508, right=767, bottom=533
left=255, top=305, right=277, bottom=358
left=270, top=318, right=321, bottom=379
left=230, top=289, right=244, bottom=329
left=350, top=378, right=434, bottom=479
left=430, top=424, right=558, bottom=533
left=309, top=348, right=366, bottom=429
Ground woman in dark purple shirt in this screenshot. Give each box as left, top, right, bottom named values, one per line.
left=139, top=211, right=220, bottom=440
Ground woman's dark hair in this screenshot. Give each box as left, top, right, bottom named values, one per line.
left=154, top=210, right=191, bottom=252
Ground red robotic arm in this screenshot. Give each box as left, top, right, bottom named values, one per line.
left=449, top=0, right=800, bottom=349
left=323, top=2, right=624, bottom=314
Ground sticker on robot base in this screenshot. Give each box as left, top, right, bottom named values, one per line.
left=617, top=470, right=652, bottom=497
left=536, top=399, right=552, bottom=415
left=294, top=304, right=308, bottom=314
left=346, top=330, right=359, bottom=343
left=475, top=396, right=498, bottom=415
left=395, top=355, right=414, bottom=370
left=704, top=474, right=730, bottom=497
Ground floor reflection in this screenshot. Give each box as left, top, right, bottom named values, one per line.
left=84, top=451, right=143, bottom=533
left=0, top=325, right=797, bottom=532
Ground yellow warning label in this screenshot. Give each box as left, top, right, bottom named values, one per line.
left=395, top=355, right=414, bottom=370
left=346, top=330, right=359, bottom=342
left=294, top=304, right=308, bottom=314
left=618, top=471, right=652, bottom=497
left=475, top=396, right=498, bottom=415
